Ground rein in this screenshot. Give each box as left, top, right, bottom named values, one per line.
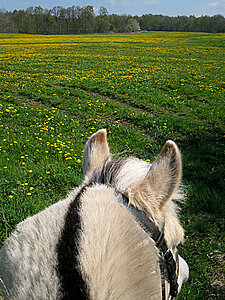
left=119, top=193, right=179, bottom=300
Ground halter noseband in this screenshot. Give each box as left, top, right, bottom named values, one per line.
left=119, top=193, right=179, bottom=300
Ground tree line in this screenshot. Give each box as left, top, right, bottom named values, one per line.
left=0, top=5, right=224, bottom=34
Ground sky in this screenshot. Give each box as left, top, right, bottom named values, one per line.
left=1, top=0, right=225, bottom=17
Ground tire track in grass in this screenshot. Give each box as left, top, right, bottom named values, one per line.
left=7, top=84, right=222, bottom=147
left=61, top=85, right=219, bottom=143
left=9, top=85, right=154, bottom=136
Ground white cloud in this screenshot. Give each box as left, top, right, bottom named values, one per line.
left=22, top=1, right=32, bottom=8
left=106, top=0, right=116, bottom=5
left=122, top=0, right=159, bottom=6
left=209, top=2, right=220, bottom=7
left=208, top=1, right=225, bottom=8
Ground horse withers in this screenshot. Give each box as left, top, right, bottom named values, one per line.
left=0, top=129, right=189, bottom=299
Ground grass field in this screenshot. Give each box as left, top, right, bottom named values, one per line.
left=0, top=32, right=224, bottom=299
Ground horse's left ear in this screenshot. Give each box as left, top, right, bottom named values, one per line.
left=142, top=140, right=182, bottom=206
left=83, top=129, right=110, bottom=177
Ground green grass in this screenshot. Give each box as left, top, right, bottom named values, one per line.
left=0, top=32, right=224, bottom=299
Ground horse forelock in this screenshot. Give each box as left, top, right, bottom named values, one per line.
left=94, top=157, right=150, bottom=190
left=94, top=158, right=125, bottom=186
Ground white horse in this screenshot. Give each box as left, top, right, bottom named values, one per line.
left=0, top=129, right=189, bottom=299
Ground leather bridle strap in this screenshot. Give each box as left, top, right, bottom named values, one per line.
left=119, top=194, right=178, bottom=299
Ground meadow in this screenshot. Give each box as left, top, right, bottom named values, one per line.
left=0, top=32, right=224, bottom=299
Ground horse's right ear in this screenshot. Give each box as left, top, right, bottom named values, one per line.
left=131, top=140, right=182, bottom=209
left=145, top=140, right=182, bottom=206
left=83, top=129, right=110, bottom=177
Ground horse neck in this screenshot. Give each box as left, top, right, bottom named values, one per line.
left=78, top=186, right=162, bottom=300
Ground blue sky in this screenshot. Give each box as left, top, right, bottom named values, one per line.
left=1, top=0, right=225, bottom=16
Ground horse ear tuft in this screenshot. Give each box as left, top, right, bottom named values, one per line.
left=83, top=129, right=110, bottom=177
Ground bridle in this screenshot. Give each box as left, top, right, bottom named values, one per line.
left=119, top=193, right=179, bottom=300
